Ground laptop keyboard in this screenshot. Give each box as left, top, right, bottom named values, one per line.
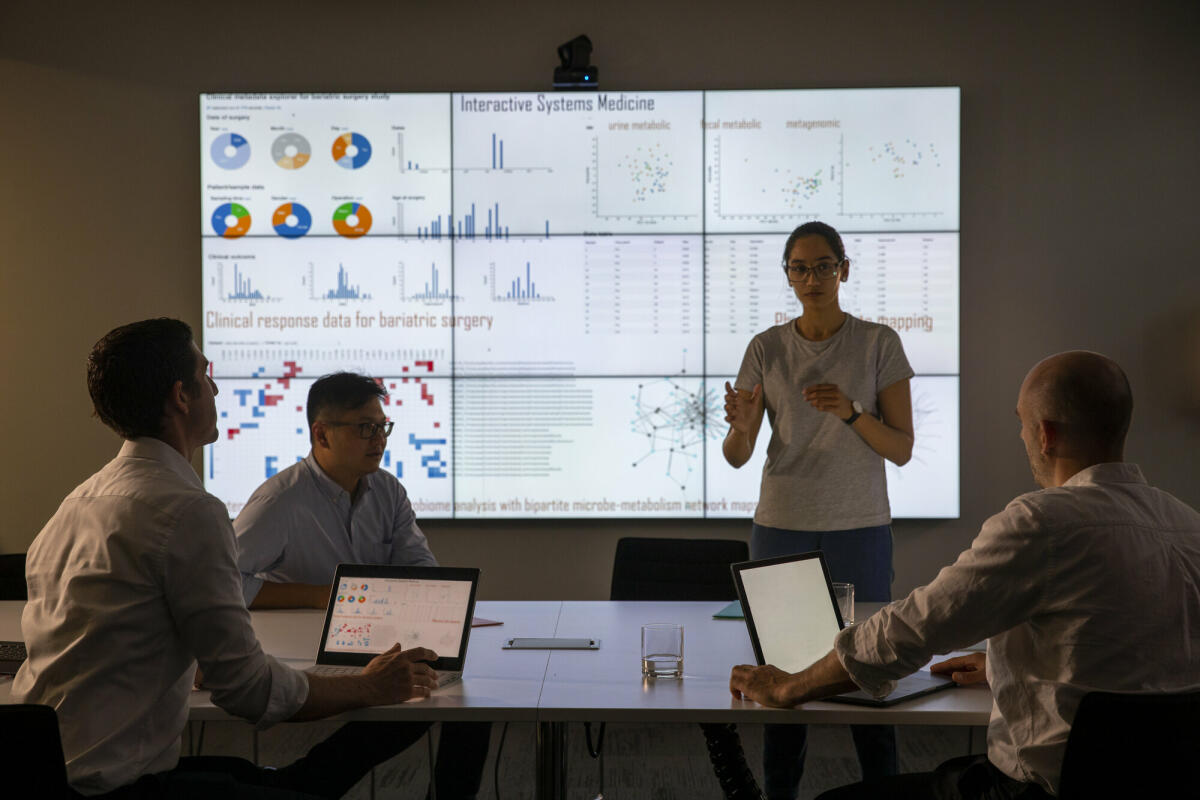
left=0, top=641, right=27, bottom=662
left=308, top=664, right=362, bottom=676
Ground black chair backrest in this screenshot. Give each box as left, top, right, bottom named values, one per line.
left=0, top=552, right=27, bottom=601
left=610, top=537, right=749, bottom=601
left=1058, top=689, right=1200, bottom=797
left=0, top=704, right=70, bottom=795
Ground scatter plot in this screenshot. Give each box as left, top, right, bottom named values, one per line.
left=629, top=379, right=722, bottom=491
left=779, top=168, right=824, bottom=208
left=867, top=139, right=942, bottom=179
left=617, top=144, right=673, bottom=202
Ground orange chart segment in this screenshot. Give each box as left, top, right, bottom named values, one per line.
left=331, top=132, right=372, bottom=169
left=332, top=202, right=372, bottom=237
left=211, top=202, right=251, bottom=238
left=272, top=132, right=312, bottom=170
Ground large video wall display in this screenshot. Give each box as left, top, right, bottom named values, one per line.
left=202, top=89, right=960, bottom=519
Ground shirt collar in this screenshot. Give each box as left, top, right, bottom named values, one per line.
left=1062, top=462, right=1146, bottom=488
left=120, top=437, right=203, bottom=489
left=303, top=451, right=372, bottom=504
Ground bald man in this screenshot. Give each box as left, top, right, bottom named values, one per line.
left=729, top=352, right=1200, bottom=799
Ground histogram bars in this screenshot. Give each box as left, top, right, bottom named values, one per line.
left=325, top=264, right=370, bottom=300
left=451, top=202, right=551, bottom=240
left=489, top=261, right=552, bottom=304
left=412, top=262, right=451, bottom=301
left=227, top=264, right=265, bottom=301
left=508, top=262, right=537, bottom=300
left=492, top=133, right=504, bottom=169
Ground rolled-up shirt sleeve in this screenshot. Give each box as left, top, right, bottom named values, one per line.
left=167, top=495, right=309, bottom=727
left=835, top=498, right=1049, bottom=697
left=233, top=493, right=291, bottom=607
left=389, top=486, right=438, bottom=567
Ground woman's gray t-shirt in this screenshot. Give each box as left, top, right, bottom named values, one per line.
left=735, top=314, right=914, bottom=531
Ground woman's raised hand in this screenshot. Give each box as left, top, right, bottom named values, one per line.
left=724, top=381, right=763, bottom=435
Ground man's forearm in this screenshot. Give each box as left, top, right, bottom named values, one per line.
left=249, top=581, right=331, bottom=609
left=288, top=672, right=379, bottom=721
left=786, top=650, right=861, bottom=705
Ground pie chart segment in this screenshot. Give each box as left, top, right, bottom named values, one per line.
left=212, top=203, right=252, bottom=238
left=272, top=202, right=312, bottom=238
left=332, top=202, right=372, bottom=237
left=211, top=133, right=250, bottom=169
left=272, top=133, right=312, bottom=170
left=332, top=132, right=372, bottom=169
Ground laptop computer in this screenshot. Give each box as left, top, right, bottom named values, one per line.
left=731, top=552, right=955, bottom=707
left=309, top=564, right=480, bottom=691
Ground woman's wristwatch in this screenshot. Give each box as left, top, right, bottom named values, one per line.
left=844, top=399, right=864, bottom=425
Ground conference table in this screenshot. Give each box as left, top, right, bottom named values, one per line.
left=1, top=600, right=992, bottom=799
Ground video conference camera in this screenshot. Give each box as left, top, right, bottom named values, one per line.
left=553, top=35, right=598, bottom=89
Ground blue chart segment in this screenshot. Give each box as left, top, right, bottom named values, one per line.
left=211, top=202, right=251, bottom=238
left=332, top=132, right=372, bottom=169
left=210, top=132, right=250, bottom=169
left=491, top=133, right=505, bottom=168
left=272, top=202, right=312, bottom=238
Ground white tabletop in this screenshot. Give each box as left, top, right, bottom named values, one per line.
left=540, top=600, right=993, bottom=725
left=2, top=599, right=992, bottom=725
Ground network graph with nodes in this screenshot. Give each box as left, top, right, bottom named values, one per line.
left=629, top=379, right=723, bottom=491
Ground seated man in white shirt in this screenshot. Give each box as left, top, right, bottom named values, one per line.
left=234, top=371, right=489, bottom=800
left=15, top=319, right=440, bottom=799
left=729, top=351, right=1200, bottom=799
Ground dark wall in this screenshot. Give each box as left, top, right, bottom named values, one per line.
left=2, top=0, right=1198, bottom=599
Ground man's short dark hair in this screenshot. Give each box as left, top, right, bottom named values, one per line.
left=307, top=372, right=387, bottom=432
left=87, top=318, right=198, bottom=439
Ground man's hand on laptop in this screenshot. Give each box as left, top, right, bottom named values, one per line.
left=362, top=644, right=440, bottom=704
left=729, top=664, right=799, bottom=708
left=931, top=652, right=988, bottom=685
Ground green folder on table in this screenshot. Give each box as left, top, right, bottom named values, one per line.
left=713, top=600, right=744, bottom=619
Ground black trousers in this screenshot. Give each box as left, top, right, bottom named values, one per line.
left=816, top=754, right=1054, bottom=800
left=83, top=720, right=492, bottom=800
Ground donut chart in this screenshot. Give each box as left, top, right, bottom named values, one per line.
left=332, top=202, right=372, bottom=237
left=211, top=203, right=251, bottom=238
left=332, top=132, right=372, bottom=169
left=210, top=133, right=250, bottom=169
left=272, top=202, right=312, bottom=238
left=271, top=133, right=311, bottom=170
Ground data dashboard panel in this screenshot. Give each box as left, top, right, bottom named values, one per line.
left=201, top=89, right=959, bottom=519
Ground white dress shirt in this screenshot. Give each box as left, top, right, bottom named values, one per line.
left=234, top=453, right=436, bottom=606
left=13, top=438, right=309, bottom=796
left=835, top=463, right=1200, bottom=795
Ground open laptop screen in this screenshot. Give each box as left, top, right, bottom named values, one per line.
left=732, top=552, right=844, bottom=674
left=318, top=564, right=479, bottom=670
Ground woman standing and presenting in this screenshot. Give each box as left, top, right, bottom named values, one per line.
left=725, top=221, right=914, bottom=799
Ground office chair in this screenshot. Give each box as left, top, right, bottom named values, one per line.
left=1057, top=689, right=1200, bottom=797
left=609, top=537, right=749, bottom=601
left=605, top=537, right=763, bottom=800
left=0, top=553, right=27, bottom=600
left=0, top=704, right=71, bottom=797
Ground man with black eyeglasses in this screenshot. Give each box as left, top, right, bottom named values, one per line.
left=234, top=371, right=490, bottom=800
left=235, top=372, right=436, bottom=610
